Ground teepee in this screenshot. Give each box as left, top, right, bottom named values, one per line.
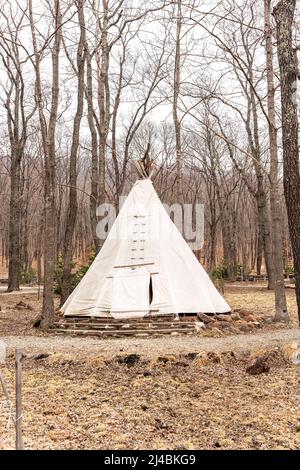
left=61, top=177, right=230, bottom=319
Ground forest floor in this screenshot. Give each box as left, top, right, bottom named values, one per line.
left=0, top=283, right=300, bottom=450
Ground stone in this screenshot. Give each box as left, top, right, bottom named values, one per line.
left=244, top=314, right=256, bottom=322
left=240, top=325, right=251, bottom=333
left=216, top=321, right=232, bottom=329
left=205, top=322, right=216, bottom=330
left=195, top=321, right=205, bottom=332
left=197, top=312, right=215, bottom=323
left=216, top=314, right=232, bottom=322
left=235, top=320, right=252, bottom=332
left=238, top=309, right=254, bottom=319
left=231, top=312, right=241, bottom=321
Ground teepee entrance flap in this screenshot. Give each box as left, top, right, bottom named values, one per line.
left=110, top=267, right=151, bottom=318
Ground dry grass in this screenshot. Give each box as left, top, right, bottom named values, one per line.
left=1, top=350, right=300, bottom=450
left=225, top=282, right=298, bottom=325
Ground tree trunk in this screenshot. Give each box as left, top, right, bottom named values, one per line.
left=222, top=205, right=237, bottom=281
left=264, top=0, right=289, bottom=321
left=85, top=51, right=99, bottom=251
left=29, top=0, right=62, bottom=328
left=209, top=225, right=217, bottom=274
left=255, top=186, right=273, bottom=287
left=60, top=1, right=86, bottom=305
left=173, top=0, right=183, bottom=203
left=274, top=0, right=300, bottom=324
left=256, top=225, right=263, bottom=275
left=97, top=0, right=110, bottom=208
left=7, top=160, right=21, bottom=291
left=247, top=90, right=275, bottom=288
left=42, top=2, right=62, bottom=328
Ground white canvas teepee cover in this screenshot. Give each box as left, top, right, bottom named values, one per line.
left=61, top=179, right=230, bottom=318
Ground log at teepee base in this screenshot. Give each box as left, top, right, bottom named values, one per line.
left=50, top=315, right=204, bottom=337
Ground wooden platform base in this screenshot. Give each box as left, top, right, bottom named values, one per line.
left=51, top=315, right=203, bottom=337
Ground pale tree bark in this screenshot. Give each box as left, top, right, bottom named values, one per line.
left=85, top=49, right=99, bottom=251
left=29, top=0, right=62, bottom=328
left=60, top=0, right=86, bottom=305
left=173, top=0, right=183, bottom=203
left=87, top=0, right=110, bottom=252
left=95, top=0, right=110, bottom=209
left=111, top=40, right=126, bottom=209
left=264, top=0, right=288, bottom=321
left=273, top=0, right=300, bottom=324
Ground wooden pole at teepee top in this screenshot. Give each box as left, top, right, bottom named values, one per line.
left=15, top=348, right=24, bottom=450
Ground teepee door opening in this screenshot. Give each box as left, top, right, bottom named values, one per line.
left=149, top=275, right=153, bottom=305
left=110, top=267, right=151, bottom=319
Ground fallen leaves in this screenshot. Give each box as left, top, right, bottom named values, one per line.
left=1, top=345, right=300, bottom=450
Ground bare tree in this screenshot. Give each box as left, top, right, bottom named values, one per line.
left=172, top=0, right=183, bottom=202
left=0, top=5, right=35, bottom=291
left=273, top=0, right=300, bottom=324
left=29, top=0, right=62, bottom=327
left=264, top=0, right=288, bottom=321
left=60, top=0, right=87, bottom=305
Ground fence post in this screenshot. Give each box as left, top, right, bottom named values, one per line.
left=15, top=348, right=24, bottom=450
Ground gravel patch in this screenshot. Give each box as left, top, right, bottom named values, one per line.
left=2, top=328, right=299, bottom=359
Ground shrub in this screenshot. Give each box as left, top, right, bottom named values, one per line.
left=285, top=265, right=294, bottom=276
left=212, top=263, right=250, bottom=281
left=211, top=264, right=228, bottom=280
left=20, top=266, right=37, bottom=284
left=54, top=250, right=96, bottom=295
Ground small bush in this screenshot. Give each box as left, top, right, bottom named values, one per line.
left=212, top=263, right=250, bottom=281
left=54, top=250, right=96, bottom=295
left=211, top=265, right=228, bottom=280
left=20, top=266, right=37, bottom=284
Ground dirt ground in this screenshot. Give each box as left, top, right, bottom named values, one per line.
left=0, top=282, right=298, bottom=337
left=0, top=283, right=300, bottom=450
